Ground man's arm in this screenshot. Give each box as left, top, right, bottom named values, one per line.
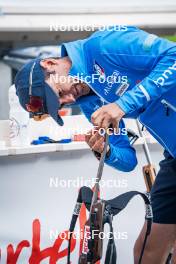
left=116, top=53, right=176, bottom=115
left=91, top=27, right=176, bottom=126
left=80, top=101, right=137, bottom=172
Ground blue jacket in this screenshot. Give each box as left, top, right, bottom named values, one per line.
left=61, top=26, right=176, bottom=161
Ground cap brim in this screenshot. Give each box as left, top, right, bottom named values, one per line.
left=44, top=83, right=64, bottom=126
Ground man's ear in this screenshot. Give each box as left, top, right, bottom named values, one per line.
left=40, top=58, right=59, bottom=71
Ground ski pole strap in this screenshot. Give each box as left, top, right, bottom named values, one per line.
left=105, top=191, right=153, bottom=264
left=106, top=191, right=152, bottom=218
left=68, top=189, right=153, bottom=264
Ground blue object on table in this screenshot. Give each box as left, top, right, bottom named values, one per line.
left=31, top=139, right=46, bottom=145
left=31, top=136, right=72, bottom=145
left=58, top=139, right=72, bottom=143
left=38, top=136, right=50, bottom=141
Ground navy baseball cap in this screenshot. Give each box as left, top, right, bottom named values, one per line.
left=14, top=58, right=64, bottom=126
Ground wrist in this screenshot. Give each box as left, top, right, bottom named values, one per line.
left=113, top=103, right=126, bottom=118
left=115, top=99, right=129, bottom=116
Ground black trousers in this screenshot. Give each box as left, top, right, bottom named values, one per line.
left=151, top=150, right=176, bottom=224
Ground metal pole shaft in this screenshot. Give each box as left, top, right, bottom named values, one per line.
left=136, top=120, right=153, bottom=166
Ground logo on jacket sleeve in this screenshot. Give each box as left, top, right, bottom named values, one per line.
left=93, top=60, right=106, bottom=81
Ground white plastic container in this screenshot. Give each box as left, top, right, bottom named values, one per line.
left=9, top=85, right=30, bottom=147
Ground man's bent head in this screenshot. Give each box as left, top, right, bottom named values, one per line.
left=15, top=56, right=90, bottom=125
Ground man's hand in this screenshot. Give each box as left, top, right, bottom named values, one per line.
left=91, top=103, right=125, bottom=130
left=85, top=130, right=109, bottom=154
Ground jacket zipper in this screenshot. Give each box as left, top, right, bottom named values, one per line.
left=161, top=99, right=176, bottom=115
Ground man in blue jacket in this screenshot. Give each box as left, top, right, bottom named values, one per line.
left=15, top=26, right=176, bottom=263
